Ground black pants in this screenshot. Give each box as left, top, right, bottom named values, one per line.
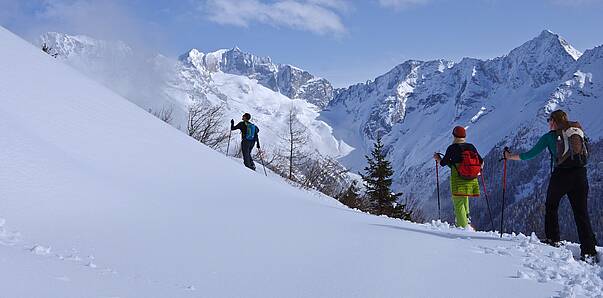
left=241, top=140, right=256, bottom=170
left=546, top=167, right=597, bottom=255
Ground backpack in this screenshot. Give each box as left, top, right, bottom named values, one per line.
left=245, top=122, right=257, bottom=141
left=555, top=122, right=589, bottom=168
left=455, top=147, right=482, bottom=180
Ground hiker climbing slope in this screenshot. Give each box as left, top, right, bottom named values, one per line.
left=504, top=109, right=598, bottom=263
left=231, top=113, right=261, bottom=171
left=434, top=126, right=483, bottom=228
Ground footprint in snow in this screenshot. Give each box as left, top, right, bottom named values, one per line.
left=29, top=245, right=52, bottom=256
left=55, top=276, right=70, bottom=282
left=0, top=219, right=21, bottom=246
left=476, top=245, right=512, bottom=256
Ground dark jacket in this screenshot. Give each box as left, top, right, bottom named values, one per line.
left=231, top=121, right=260, bottom=148
left=440, top=142, right=483, bottom=197
left=440, top=143, right=483, bottom=168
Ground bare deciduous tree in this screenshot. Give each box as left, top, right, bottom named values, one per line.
left=299, top=154, right=349, bottom=197
left=187, top=101, right=229, bottom=150
left=148, top=104, right=175, bottom=125
left=281, top=107, right=309, bottom=180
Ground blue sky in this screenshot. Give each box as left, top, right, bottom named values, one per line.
left=2, top=0, right=603, bottom=87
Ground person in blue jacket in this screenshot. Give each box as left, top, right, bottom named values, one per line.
left=231, top=113, right=260, bottom=171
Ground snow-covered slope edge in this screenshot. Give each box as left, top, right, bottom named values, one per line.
left=2, top=27, right=602, bottom=297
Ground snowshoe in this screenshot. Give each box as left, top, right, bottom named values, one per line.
left=580, top=254, right=600, bottom=265
left=540, top=239, right=561, bottom=248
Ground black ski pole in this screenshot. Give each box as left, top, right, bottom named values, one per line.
left=480, top=172, right=495, bottom=231
left=259, top=150, right=268, bottom=177
left=435, top=153, right=442, bottom=220
left=226, top=128, right=232, bottom=156
left=499, top=147, right=510, bottom=238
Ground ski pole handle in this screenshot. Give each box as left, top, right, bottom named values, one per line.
left=499, top=146, right=510, bottom=161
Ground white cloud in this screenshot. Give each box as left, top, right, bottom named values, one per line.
left=377, top=0, right=430, bottom=9
left=306, top=0, right=353, bottom=12
left=202, top=0, right=348, bottom=36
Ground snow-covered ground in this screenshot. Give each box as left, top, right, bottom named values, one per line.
left=1, top=26, right=602, bottom=297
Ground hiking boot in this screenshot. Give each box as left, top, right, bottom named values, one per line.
left=580, top=254, right=600, bottom=265
left=540, top=239, right=561, bottom=248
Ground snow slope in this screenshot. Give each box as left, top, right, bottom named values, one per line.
left=2, top=27, right=602, bottom=297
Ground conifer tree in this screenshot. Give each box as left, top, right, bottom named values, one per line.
left=360, top=136, right=406, bottom=218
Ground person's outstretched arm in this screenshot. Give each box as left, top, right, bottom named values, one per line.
left=506, top=133, right=552, bottom=161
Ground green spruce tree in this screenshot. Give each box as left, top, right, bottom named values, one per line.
left=360, top=136, right=405, bottom=218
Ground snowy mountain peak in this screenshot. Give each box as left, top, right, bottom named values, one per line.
left=538, top=29, right=556, bottom=37
left=544, top=30, right=582, bottom=60
left=177, top=46, right=334, bottom=108
left=178, top=48, right=228, bottom=72
left=497, top=30, right=581, bottom=89
left=537, top=29, right=582, bottom=60
left=579, top=44, right=603, bottom=63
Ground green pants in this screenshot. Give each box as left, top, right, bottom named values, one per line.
left=452, top=196, right=470, bottom=228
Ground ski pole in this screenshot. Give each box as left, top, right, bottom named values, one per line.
left=259, top=150, right=268, bottom=177
left=435, top=153, right=442, bottom=220
left=480, top=172, right=495, bottom=231
left=499, top=146, right=510, bottom=238
left=226, top=128, right=232, bottom=156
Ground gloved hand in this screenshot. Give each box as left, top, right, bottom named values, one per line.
left=433, top=152, right=442, bottom=162
left=504, top=150, right=511, bottom=159
left=230, top=119, right=234, bottom=126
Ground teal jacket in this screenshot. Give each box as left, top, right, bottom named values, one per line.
left=520, top=131, right=557, bottom=164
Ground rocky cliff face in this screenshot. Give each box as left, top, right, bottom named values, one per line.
left=179, top=47, right=334, bottom=108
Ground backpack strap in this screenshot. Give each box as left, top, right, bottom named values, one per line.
left=547, top=146, right=553, bottom=174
